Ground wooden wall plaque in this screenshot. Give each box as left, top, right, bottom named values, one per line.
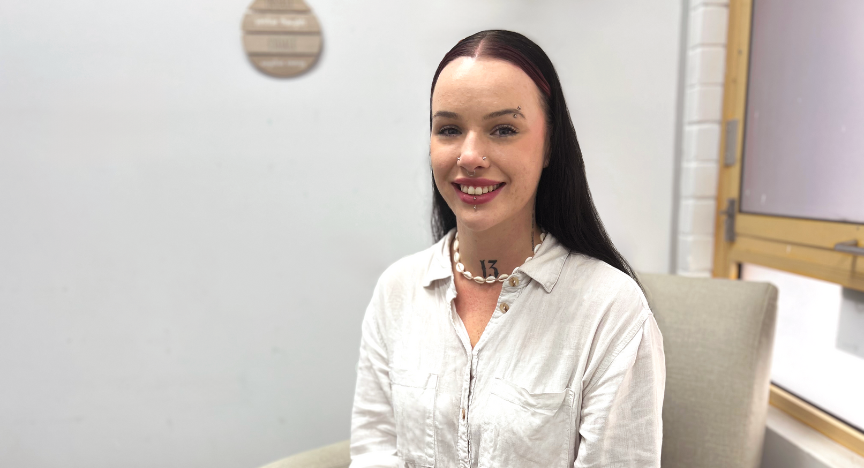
left=241, top=0, right=322, bottom=77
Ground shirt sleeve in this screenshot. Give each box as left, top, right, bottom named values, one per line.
left=349, top=289, right=400, bottom=468
left=574, top=313, right=666, bottom=468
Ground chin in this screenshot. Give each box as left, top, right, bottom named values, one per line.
left=454, top=206, right=505, bottom=233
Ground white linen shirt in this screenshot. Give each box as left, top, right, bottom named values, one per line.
left=350, top=230, right=665, bottom=468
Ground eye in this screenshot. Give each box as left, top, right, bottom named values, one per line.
left=492, top=125, right=518, bottom=137
left=437, top=126, right=461, bottom=136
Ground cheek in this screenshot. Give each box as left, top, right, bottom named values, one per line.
left=510, top=139, right=545, bottom=185
left=430, top=143, right=455, bottom=188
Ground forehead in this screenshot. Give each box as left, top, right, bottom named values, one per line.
left=432, top=57, right=542, bottom=111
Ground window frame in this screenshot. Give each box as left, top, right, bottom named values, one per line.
left=713, top=0, right=864, bottom=456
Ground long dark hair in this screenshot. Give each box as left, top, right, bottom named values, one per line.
left=429, top=30, right=640, bottom=286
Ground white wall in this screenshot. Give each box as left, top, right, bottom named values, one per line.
left=675, top=0, right=729, bottom=276
left=0, top=1, right=683, bottom=466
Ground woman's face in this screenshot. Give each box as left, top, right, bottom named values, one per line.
left=431, top=57, right=548, bottom=233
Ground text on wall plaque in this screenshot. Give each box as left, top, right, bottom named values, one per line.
left=241, top=0, right=322, bottom=77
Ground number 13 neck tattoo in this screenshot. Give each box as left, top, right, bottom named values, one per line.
left=452, top=229, right=547, bottom=284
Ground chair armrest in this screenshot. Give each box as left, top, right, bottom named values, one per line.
left=259, top=440, right=351, bottom=468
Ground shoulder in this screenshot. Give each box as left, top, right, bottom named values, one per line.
left=362, top=240, right=447, bottom=337
left=377, top=242, right=442, bottom=288
left=370, top=238, right=448, bottom=305
left=559, top=253, right=649, bottom=315
left=555, top=253, right=652, bottom=352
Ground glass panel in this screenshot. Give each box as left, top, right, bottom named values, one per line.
left=740, top=0, right=864, bottom=224
left=742, top=263, right=864, bottom=429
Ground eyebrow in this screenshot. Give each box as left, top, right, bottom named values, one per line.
left=483, top=108, right=524, bottom=120
left=431, top=108, right=525, bottom=120
left=432, top=110, right=460, bottom=119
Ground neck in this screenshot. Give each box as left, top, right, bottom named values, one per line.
left=453, top=203, right=541, bottom=280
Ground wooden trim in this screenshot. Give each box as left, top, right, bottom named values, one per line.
left=712, top=0, right=752, bottom=279
left=770, top=384, right=864, bottom=458
left=737, top=214, right=864, bottom=250
left=729, top=238, right=864, bottom=291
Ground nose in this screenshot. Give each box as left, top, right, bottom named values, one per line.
left=457, top=131, right=490, bottom=176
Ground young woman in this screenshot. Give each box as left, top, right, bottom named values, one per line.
left=350, top=30, right=665, bottom=468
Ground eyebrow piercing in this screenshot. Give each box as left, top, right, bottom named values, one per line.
left=482, top=157, right=487, bottom=160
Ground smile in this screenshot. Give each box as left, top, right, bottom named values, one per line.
left=452, top=178, right=505, bottom=205
left=458, top=183, right=501, bottom=195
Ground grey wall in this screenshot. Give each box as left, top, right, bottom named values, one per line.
left=0, top=1, right=683, bottom=467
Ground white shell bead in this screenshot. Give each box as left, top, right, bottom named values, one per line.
left=497, top=274, right=509, bottom=281
left=473, top=276, right=486, bottom=284
left=534, top=244, right=541, bottom=254
left=454, top=252, right=460, bottom=263
left=525, top=257, right=533, bottom=262
left=456, top=263, right=465, bottom=273
left=485, top=276, right=496, bottom=284
left=462, top=271, right=473, bottom=280
left=453, top=240, right=459, bottom=251
left=540, top=232, right=546, bottom=241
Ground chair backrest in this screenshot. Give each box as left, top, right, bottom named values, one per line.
left=259, top=440, right=350, bottom=468
left=640, top=273, right=778, bottom=468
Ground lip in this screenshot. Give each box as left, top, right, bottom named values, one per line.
left=451, top=179, right=506, bottom=205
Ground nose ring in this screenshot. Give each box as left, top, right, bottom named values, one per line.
left=469, top=170, right=476, bottom=176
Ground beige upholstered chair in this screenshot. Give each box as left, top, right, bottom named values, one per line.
left=259, top=273, right=778, bottom=468
left=259, top=440, right=350, bottom=468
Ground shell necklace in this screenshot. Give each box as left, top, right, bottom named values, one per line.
left=453, top=230, right=547, bottom=284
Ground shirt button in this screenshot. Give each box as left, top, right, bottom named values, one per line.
left=500, top=303, right=510, bottom=313
left=508, top=276, right=519, bottom=287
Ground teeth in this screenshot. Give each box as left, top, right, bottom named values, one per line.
left=460, top=184, right=502, bottom=194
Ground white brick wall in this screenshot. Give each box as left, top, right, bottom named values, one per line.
left=676, top=0, right=729, bottom=277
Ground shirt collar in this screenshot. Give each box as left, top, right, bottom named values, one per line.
left=422, top=228, right=570, bottom=293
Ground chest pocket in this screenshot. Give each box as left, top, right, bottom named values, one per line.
left=479, top=377, right=576, bottom=468
left=390, top=368, right=438, bottom=467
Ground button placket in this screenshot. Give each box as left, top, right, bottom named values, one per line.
left=496, top=272, right=525, bottom=315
